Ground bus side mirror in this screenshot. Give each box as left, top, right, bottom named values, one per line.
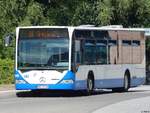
left=4, top=35, right=13, bottom=47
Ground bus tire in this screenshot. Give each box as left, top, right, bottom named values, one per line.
left=123, top=72, right=130, bottom=92
left=86, top=75, right=94, bottom=95
left=16, top=92, right=21, bottom=97
left=16, top=92, right=25, bottom=97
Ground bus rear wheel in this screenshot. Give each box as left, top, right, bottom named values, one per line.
left=123, top=73, right=130, bottom=92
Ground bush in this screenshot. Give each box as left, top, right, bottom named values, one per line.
left=0, top=59, right=14, bottom=84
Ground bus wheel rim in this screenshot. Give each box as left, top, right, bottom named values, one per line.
left=88, top=79, right=93, bottom=91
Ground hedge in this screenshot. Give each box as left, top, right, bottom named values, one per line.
left=0, top=59, right=14, bottom=84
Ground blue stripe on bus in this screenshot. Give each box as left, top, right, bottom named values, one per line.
left=16, top=77, right=145, bottom=90
left=15, top=69, right=145, bottom=90
left=95, top=79, right=124, bottom=88
left=75, top=80, right=87, bottom=90
left=74, top=77, right=145, bottom=90
left=130, top=77, right=145, bottom=87
left=74, top=79, right=124, bottom=89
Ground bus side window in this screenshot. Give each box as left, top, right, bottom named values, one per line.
left=96, top=40, right=107, bottom=64
left=132, top=40, right=140, bottom=46
left=84, top=40, right=96, bottom=64
left=122, top=40, right=131, bottom=46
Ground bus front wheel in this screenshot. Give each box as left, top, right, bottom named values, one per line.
left=86, top=76, right=94, bottom=95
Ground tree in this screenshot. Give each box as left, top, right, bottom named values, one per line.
left=20, top=0, right=48, bottom=26
left=1, top=0, right=150, bottom=60
left=96, top=0, right=112, bottom=26
left=0, top=0, right=18, bottom=59
left=0, top=0, right=47, bottom=59
left=71, top=1, right=97, bottom=25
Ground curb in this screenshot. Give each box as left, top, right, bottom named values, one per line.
left=0, top=84, right=14, bottom=91
left=0, top=90, right=16, bottom=93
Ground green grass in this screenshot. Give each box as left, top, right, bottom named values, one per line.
left=0, top=59, right=14, bottom=84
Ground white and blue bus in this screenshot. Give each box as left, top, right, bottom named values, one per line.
left=14, top=26, right=146, bottom=94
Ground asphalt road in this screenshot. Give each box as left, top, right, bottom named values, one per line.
left=0, top=86, right=150, bottom=113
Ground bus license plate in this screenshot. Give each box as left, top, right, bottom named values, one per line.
left=37, top=85, right=48, bottom=89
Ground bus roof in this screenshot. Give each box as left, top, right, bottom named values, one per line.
left=17, top=26, right=146, bottom=32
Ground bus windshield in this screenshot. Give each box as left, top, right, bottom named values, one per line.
left=18, top=28, right=69, bottom=70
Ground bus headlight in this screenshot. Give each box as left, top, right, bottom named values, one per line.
left=60, top=79, right=74, bottom=84
left=16, top=80, right=26, bottom=84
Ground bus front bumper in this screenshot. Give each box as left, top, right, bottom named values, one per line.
left=15, top=83, right=75, bottom=90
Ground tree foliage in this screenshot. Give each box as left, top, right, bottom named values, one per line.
left=0, top=0, right=150, bottom=58
left=1, top=0, right=150, bottom=83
